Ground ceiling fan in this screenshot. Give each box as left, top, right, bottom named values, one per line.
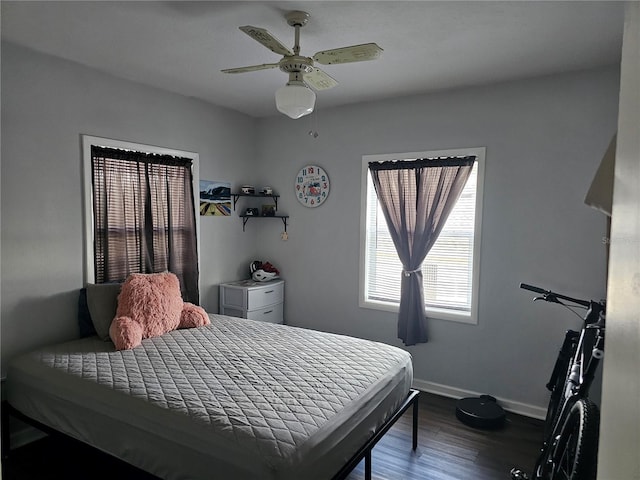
left=221, top=10, right=383, bottom=119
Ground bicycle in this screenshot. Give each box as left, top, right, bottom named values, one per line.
left=510, top=283, right=606, bottom=480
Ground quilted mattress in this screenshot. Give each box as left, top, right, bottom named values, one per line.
left=7, top=314, right=413, bottom=480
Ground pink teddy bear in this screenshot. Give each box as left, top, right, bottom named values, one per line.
left=109, top=272, right=210, bottom=350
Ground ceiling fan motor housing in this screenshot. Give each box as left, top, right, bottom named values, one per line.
left=279, top=56, right=314, bottom=74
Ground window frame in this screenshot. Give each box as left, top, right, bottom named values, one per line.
left=81, top=135, right=200, bottom=285
left=359, top=147, right=485, bottom=325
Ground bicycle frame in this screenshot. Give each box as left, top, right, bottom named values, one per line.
left=546, top=330, right=579, bottom=395
left=565, top=306, right=605, bottom=397
left=549, top=302, right=605, bottom=439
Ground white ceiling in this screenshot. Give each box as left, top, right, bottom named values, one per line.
left=1, top=1, right=625, bottom=118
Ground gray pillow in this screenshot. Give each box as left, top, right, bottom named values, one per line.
left=86, top=282, right=121, bottom=341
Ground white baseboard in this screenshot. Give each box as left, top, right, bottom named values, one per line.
left=413, top=378, right=547, bottom=420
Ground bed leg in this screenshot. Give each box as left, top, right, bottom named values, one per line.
left=412, top=393, right=419, bottom=451
left=365, top=449, right=372, bottom=480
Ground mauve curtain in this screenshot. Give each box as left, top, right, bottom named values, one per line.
left=91, top=146, right=200, bottom=303
left=369, top=156, right=475, bottom=346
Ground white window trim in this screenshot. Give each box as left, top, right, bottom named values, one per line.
left=359, top=147, right=485, bottom=325
left=81, top=135, right=200, bottom=286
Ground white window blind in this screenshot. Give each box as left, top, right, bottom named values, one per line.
left=364, top=160, right=479, bottom=314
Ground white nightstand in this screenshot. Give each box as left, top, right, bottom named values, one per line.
left=219, top=279, right=284, bottom=324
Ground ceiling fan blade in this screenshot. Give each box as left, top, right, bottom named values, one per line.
left=313, top=43, right=383, bottom=65
left=239, top=25, right=294, bottom=57
left=304, top=68, right=339, bottom=91
left=221, top=63, right=280, bottom=74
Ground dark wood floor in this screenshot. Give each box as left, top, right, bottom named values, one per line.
left=2, top=392, right=543, bottom=480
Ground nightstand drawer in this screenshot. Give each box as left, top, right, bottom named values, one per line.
left=247, top=283, right=284, bottom=310
left=246, top=303, right=283, bottom=324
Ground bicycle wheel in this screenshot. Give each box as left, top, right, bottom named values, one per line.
left=538, top=399, right=600, bottom=480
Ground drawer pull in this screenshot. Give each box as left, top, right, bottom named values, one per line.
left=264, top=290, right=274, bottom=294
left=263, top=310, right=273, bottom=314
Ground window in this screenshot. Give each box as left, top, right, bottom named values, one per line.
left=82, top=135, right=201, bottom=302
left=360, top=147, right=485, bottom=324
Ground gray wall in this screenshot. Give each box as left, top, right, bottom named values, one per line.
left=254, top=67, right=619, bottom=412
left=0, top=41, right=620, bottom=413
left=1, top=42, right=257, bottom=371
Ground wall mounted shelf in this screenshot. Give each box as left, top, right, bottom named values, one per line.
left=232, top=191, right=288, bottom=233
left=239, top=215, right=288, bottom=232
left=231, top=193, right=280, bottom=211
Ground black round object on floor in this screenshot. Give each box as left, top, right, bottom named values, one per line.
left=456, top=394, right=506, bottom=429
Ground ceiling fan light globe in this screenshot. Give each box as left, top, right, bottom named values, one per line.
left=275, top=84, right=316, bottom=119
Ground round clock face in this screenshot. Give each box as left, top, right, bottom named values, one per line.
left=295, top=165, right=330, bottom=207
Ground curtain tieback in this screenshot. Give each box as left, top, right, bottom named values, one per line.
left=403, top=268, right=421, bottom=277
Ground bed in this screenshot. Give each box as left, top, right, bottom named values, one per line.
left=3, top=313, right=418, bottom=480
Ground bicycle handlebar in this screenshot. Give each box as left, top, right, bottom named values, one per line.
left=520, top=283, right=591, bottom=308
left=520, top=283, right=547, bottom=295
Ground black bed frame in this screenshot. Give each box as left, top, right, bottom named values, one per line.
left=2, top=389, right=420, bottom=480
left=333, top=388, right=420, bottom=480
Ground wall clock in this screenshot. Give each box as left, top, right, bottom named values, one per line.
left=295, top=165, right=330, bottom=207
